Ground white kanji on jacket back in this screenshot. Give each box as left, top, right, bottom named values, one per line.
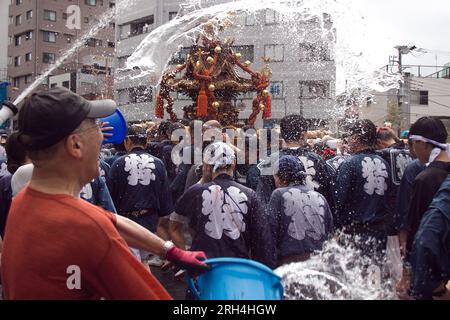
left=124, top=154, right=156, bottom=186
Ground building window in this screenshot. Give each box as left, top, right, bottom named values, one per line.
left=84, top=17, right=89, bottom=23
left=62, top=13, right=68, bottom=20
left=42, top=52, right=56, bottom=64
left=15, top=14, right=22, bottom=26
left=8, top=57, right=13, bottom=66
left=245, top=14, right=256, bottom=26
left=169, top=12, right=178, bottom=21
left=14, top=56, right=21, bottom=67
left=85, top=0, right=97, bottom=6
left=26, top=10, right=32, bottom=20
left=44, top=10, right=56, bottom=22
left=25, top=31, right=33, bottom=40
left=264, top=44, right=284, bottom=62
left=109, top=1, right=115, bottom=8
left=50, top=83, right=57, bottom=88
left=62, top=81, right=70, bottom=89
left=265, top=9, right=279, bottom=25
left=16, top=0, right=22, bottom=5
left=25, top=75, right=32, bottom=84
left=83, top=38, right=102, bottom=47
left=299, top=81, right=331, bottom=99
left=269, top=81, right=284, bottom=99
left=15, top=35, right=22, bottom=46
left=25, top=52, right=32, bottom=62
left=130, top=15, right=154, bottom=36
left=43, top=31, right=57, bottom=43
left=170, top=47, right=190, bottom=64
left=299, top=43, right=330, bottom=62
left=108, top=41, right=115, bottom=48
left=14, top=77, right=20, bottom=88
left=411, top=90, right=429, bottom=105
left=231, top=45, right=254, bottom=62
left=9, top=16, right=13, bottom=25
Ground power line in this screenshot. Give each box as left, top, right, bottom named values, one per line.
left=409, top=80, right=450, bottom=92
left=428, top=99, right=450, bottom=110
left=409, top=86, right=450, bottom=95
left=417, top=48, right=450, bottom=56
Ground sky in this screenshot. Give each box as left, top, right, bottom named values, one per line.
left=355, top=0, right=450, bottom=71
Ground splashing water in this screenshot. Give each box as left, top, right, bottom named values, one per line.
left=12, top=0, right=132, bottom=106
left=275, top=236, right=398, bottom=300
left=123, top=0, right=402, bottom=117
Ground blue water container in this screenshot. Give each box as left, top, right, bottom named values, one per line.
left=188, top=258, right=284, bottom=300
left=100, top=107, right=127, bottom=145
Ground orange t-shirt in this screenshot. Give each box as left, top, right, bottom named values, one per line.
left=1, top=187, right=172, bottom=300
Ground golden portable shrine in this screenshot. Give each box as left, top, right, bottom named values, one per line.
left=155, top=34, right=273, bottom=127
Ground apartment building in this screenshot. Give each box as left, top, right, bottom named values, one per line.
left=115, top=0, right=336, bottom=126
left=7, top=0, right=116, bottom=101
left=361, top=65, right=450, bottom=133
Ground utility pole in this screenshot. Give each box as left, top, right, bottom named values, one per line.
left=394, top=45, right=416, bottom=132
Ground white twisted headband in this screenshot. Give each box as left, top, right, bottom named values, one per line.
left=409, top=135, right=449, bottom=164
left=203, top=142, right=236, bottom=173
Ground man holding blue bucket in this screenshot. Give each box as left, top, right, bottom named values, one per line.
left=1, top=88, right=209, bottom=299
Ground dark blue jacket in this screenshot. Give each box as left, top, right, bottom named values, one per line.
left=235, top=164, right=260, bottom=191
left=175, top=174, right=276, bottom=269
left=104, top=151, right=126, bottom=167
left=376, top=147, right=413, bottom=235
left=405, top=161, right=450, bottom=256
left=0, top=173, right=12, bottom=237
left=80, top=176, right=117, bottom=213
left=107, top=148, right=173, bottom=231
left=326, top=155, right=350, bottom=177
left=0, top=159, right=9, bottom=180
left=411, top=175, right=450, bottom=300
left=396, top=159, right=425, bottom=232
left=333, top=150, right=392, bottom=228
left=256, top=147, right=332, bottom=205
left=267, top=184, right=333, bottom=265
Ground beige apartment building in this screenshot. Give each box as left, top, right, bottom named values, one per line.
left=7, top=0, right=116, bottom=101
left=360, top=65, right=450, bottom=133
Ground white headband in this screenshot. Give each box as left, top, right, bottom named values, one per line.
left=409, top=135, right=448, bottom=150
left=409, top=135, right=449, bottom=164
left=203, top=142, right=236, bottom=173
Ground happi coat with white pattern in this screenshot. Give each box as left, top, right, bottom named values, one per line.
left=267, top=184, right=333, bottom=264
left=175, top=174, right=276, bottom=268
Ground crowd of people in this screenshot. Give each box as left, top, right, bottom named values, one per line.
left=0, top=87, right=449, bottom=300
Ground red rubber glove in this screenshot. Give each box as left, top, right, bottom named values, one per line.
left=165, top=247, right=211, bottom=275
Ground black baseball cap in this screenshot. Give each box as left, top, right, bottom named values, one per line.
left=18, top=87, right=116, bottom=151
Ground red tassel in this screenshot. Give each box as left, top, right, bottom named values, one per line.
left=197, top=89, right=208, bottom=117
left=263, top=95, right=272, bottom=119
left=155, top=95, right=164, bottom=118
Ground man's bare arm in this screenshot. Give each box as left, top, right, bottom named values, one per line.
left=115, top=215, right=166, bottom=258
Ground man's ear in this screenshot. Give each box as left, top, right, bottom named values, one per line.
left=123, top=137, right=130, bottom=152
left=65, top=134, right=83, bottom=158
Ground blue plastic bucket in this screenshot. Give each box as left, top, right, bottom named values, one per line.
left=188, top=258, right=284, bottom=300
left=100, top=108, right=127, bottom=145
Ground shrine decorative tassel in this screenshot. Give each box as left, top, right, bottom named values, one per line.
left=197, top=88, right=208, bottom=117
left=155, top=95, right=164, bottom=119
left=263, top=95, right=272, bottom=119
